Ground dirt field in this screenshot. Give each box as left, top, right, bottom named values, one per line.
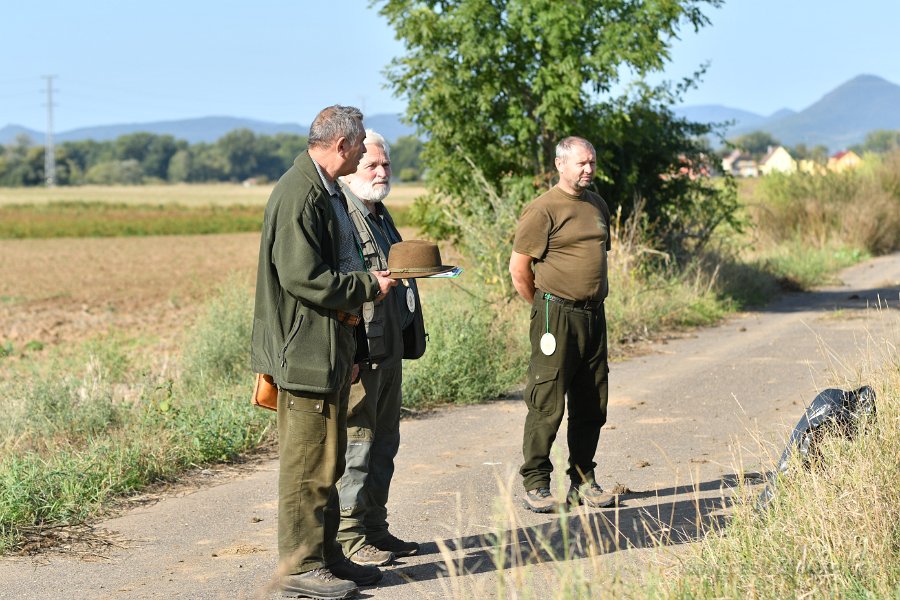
left=0, top=233, right=261, bottom=352
left=0, top=182, right=427, bottom=353
left=0, top=224, right=425, bottom=353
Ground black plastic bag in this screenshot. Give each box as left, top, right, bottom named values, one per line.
left=756, top=386, right=876, bottom=511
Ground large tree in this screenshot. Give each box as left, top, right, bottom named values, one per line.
left=380, top=0, right=719, bottom=188
left=378, top=0, right=733, bottom=262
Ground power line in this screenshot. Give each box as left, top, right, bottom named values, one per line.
left=42, top=75, right=57, bottom=187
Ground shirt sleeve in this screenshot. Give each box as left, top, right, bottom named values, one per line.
left=512, top=202, right=550, bottom=260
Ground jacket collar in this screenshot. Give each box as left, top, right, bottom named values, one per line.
left=294, top=151, right=331, bottom=197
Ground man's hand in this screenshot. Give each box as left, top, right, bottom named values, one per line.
left=350, top=363, right=360, bottom=384
left=372, top=270, right=398, bottom=301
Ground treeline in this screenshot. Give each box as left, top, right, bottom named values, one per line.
left=723, top=128, right=900, bottom=161
left=0, top=130, right=424, bottom=186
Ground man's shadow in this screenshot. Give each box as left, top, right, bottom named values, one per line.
left=374, top=473, right=762, bottom=589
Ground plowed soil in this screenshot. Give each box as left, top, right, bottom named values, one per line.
left=0, top=233, right=261, bottom=351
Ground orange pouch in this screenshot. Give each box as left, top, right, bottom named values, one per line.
left=252, top=373, right=278, bottom=411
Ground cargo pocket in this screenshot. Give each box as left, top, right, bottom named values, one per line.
left=287, top=395, right=327, bottom=444
left=526, top=364, right=559, bottom=416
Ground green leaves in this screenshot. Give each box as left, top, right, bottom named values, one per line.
left=378, top=0, right=734, bottom=268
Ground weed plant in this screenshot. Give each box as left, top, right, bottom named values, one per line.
left=402, top=282, right=528, bottom=408
left=0, top=283, right=271, bottom=553
left=663, top=339, right=900, bottom=598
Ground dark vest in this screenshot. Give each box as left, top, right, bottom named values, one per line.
left=343, top=183, right=427, bottom=366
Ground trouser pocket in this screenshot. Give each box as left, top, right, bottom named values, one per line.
left=526, top=363, right=559, bottom=416
left=287, top=395, right=327, bottom=444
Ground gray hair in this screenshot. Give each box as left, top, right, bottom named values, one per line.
left=556, top=136, right=595, bottom=161
left=362, top=129, right=390, bottom=157
left=308, top=105, right=365, bottom=149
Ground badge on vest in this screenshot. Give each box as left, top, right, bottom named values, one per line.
left=362, top=301, right=375, bottom=323
left=406, top=287, right=416, bottom=312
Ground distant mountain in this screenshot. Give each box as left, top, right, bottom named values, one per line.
left=0, top=113, right=415, bottom=145
left=741, top=74, right=900, bottom=150
left=0, top=124, right=42, bottom=144
left=364, top=114, right=416, bottom=144
left=673, top=105, right=768, bottom=131
left=678, top=74, right=900, bottom=151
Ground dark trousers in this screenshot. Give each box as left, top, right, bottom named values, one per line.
left=336, top=363, right=403, bottom=557
left=277, top=324, right=355, bottom=574
left=520, top=295, right=609, bottom=491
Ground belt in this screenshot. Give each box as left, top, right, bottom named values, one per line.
left=337, top=310, right=361, bottom=326
left=542, top=292, right=604, bottom=311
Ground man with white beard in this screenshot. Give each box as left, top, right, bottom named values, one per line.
left=336, top=130, right=424, bottom=566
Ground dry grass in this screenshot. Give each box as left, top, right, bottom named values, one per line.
left=0, top=182, right=426, bottom=208
left=0, top=183, right=273, bottom=207
left=424, top=306, right=900, bottom=599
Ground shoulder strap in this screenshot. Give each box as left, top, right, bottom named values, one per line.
left=346, top=199, right=387, bottom=271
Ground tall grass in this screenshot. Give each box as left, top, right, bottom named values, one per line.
left=403, top=283, right=527, bottom=408
left=0, top=281, right=271, bottom=553
left=752, top=153, right=900, bottom=256
left=663, top=337, right=900, bottom=598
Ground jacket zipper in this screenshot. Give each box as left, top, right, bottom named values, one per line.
left=279, top=314, right=304, bottom=368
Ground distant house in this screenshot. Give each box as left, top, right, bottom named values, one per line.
left=662, top=153, right=712, bottom=180
left=721, top=149, right=759, bottom=177
left=827, top=150, right=862, bottom=172
left=759, top=146, right=797, bottom=175
left=797, top=159, right=826, bottom=175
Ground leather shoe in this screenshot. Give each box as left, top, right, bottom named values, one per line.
left=568, top=481, right=616, bottom=508
left=329, top=557, right=382, bottom=586
left=350, top=543, right=393, bottom=566
left=372, top=532, right=419, bottom=557
left=280, top=568, right=357, bottom=599
left=523, top=487, right=556, bottom=513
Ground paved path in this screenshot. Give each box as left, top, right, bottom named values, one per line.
left=2, top=253, right=899, bottom=600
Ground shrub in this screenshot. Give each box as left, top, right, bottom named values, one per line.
left=403, top=284, right=527, bottom=408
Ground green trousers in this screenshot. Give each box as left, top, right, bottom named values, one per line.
left=520, top=295, right=609, bottom=492
left=277, top=324, right=355, bottom=574
left=336, top=363, right=403, bottom=557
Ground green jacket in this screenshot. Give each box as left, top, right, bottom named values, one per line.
left=250, top=151, right=380, bottom=393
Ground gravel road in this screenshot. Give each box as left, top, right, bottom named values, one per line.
left=2, top=253, right=898, bottom=600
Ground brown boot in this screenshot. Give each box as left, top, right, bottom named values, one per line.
left=523, top=487, right=556, bottom=513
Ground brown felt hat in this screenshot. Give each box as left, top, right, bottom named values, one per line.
left=387, top=240, right=455, bottom=279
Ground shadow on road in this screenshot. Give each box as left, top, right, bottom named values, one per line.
left=379, top=474, right=761, bottom=589
left=754, top=285, right=900, bottom=315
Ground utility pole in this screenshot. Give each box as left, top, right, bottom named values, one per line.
left=42, top=75, right=57, bottom=187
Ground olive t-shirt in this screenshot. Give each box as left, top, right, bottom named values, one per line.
left=512, top=186, right=611, bottom=302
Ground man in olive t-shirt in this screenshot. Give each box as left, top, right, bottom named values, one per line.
left=509, top=136, right=616, bottom=513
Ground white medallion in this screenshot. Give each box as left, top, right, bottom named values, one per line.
left=406, top=287, right=416, bottom=312
left=540, top=332, right=557, bottom=356
left=362, top=301, right=375, bottom=323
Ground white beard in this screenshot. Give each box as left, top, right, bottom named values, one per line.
left=351, top=178, right=391, bottom=203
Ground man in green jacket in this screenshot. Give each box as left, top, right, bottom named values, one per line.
left=251, top=105, right=397, bottom=599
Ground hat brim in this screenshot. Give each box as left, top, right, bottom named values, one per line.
left=387, top=265, right=456, bottom=279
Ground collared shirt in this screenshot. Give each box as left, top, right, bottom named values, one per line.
left=311, top=158, right=365, bottom=279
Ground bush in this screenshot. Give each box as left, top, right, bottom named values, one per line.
left=181, top=275, right=254, bottom=387
left=403, top=284, right=527, bottom=408
left=84, top=159, right=144, bottom=185
left=753, top=156, right=900, bottom=255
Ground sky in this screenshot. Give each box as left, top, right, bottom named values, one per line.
left=2, top=0, right=899, bottom=133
